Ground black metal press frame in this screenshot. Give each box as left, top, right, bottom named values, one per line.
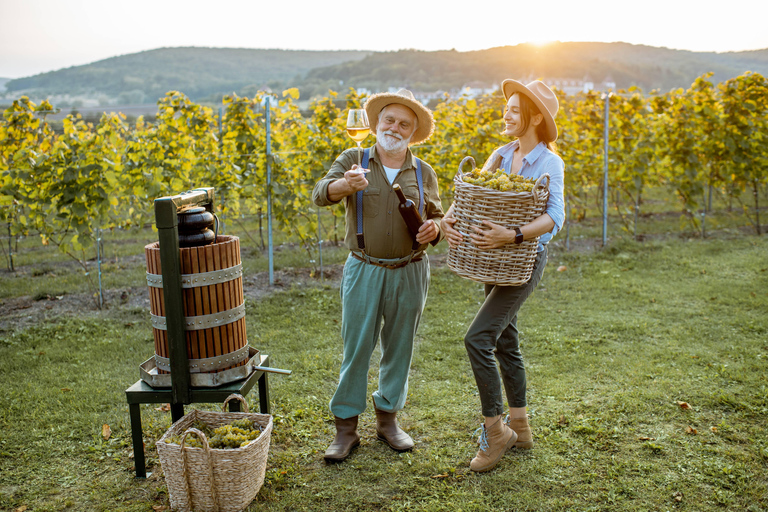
left=125, top=187, right=271, bottom=478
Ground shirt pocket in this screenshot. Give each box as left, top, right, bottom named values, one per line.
left=401, top=184, right=422, bottom=212
left=362, top=186, right=380, bottom=218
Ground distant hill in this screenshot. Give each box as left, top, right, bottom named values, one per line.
left=305, top=43, right=768, bottom=94
left=3, top=47, right=371, bottom=103
left=4, top=43, right=768, bottom=105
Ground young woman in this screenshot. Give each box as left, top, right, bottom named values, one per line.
left=441, top=79, right=565, bottom=472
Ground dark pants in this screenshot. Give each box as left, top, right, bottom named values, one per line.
left=464, top=247, right=548, bottom=417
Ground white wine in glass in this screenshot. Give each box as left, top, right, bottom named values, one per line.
left=346, top=109, right=370, bottom=166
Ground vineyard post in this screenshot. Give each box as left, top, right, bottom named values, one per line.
left=97, top=226, right=103, bottom=309
left=565, top=195, right=570, bottom=251
left=6, top=222, right=13, bottom=272
left=317, top=206, right=324, bottom=283
left=602, top=92, right=612, bottom=247
left=265, top=96, right=274, bottom=285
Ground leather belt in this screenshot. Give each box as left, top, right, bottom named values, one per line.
left=351, top=252, right=423, bottom=270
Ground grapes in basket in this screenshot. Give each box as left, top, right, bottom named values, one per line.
left=164, top=418, right=264, bottom=449
left=462, top=168, right=536, bottom=192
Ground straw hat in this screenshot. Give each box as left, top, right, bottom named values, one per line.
left=364, top=89, right=434, bottom=145
left=501, top=79, right=559, bottom=142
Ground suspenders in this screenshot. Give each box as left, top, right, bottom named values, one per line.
left=355, top=147, right=424, bottom=251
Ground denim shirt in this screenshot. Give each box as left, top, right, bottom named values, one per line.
left=494, top=140, right=565, bottom=252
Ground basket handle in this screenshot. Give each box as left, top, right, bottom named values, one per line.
left=222, top=393, right=250, bottom=413
left=457, top=156, right=476, bottom=177
left=532, top=173, right=550, bottom=203
left=180, top=427, right=219, bottom=512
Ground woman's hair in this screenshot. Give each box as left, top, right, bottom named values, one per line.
left=516, top=93, right=557, bottom=154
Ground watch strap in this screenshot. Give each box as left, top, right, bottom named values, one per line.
left=514, top=227, right=524, bottom=244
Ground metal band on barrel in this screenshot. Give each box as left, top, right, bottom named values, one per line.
left=153, top=344, right=250, bottom=373
left=146, top=263, right=243, bottom=288
left=150, top=302, right=246, bottom=331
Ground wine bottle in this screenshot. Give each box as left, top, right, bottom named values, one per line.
left=393, top=184, right=424, bottom=245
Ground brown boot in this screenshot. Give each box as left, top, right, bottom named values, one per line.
left=374, top=407, right=414, bottom=451
left=324, top=416, right=360, bottom=463
left=470, top=415, right=517, bottom=472
left=506, top=415, right=533, bottom=449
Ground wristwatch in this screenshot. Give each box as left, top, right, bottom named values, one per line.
left=514, top=227, right=524, bottom=245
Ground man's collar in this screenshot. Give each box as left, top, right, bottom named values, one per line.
left=369, top=144, right=415, bottom=168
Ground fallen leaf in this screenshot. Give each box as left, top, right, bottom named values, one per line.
left=710, top=426, right=718, bottom=433
left=155, top=403, right=171, bottom=412
left=685, top=426, right=698, bottom=435
left=672, top=491, right=683, bottom=502
left=751, top=292, right=756, bottom=297
left=650, top=298, right=656, bottom=303
left=14, top=506, right=28, bottom=512
left=431, top=473, right=449, bottom=479
left=102, top=423, right=112, bottom=440
left=558, top=415, right=568, bottom=426
left=676, top=401, right=692, bottom=410
left=638, top=436, right=656, bottom=441
left=557, top=265, right=567, bottom=272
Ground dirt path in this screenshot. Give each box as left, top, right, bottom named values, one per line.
left=0, top=252, right=454, bottom=334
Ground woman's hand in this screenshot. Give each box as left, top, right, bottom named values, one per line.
left=470, top=220, right=513, bottom=249
left=440, top=209, right=462, bottom=249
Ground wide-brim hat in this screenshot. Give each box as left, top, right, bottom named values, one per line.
left=501, top=79, right=559, bottom=142
left=364, top=89, right=434, bottom=145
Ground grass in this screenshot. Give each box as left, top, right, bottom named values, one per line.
left=0, top=230, right=766, bottom=511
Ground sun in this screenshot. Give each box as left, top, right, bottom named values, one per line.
left=529, top=39, right=555, bottom=48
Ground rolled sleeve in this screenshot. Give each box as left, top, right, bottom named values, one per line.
left=543, top=157, right=565, bottom=237
left=312, top=150, right=355, bottom=207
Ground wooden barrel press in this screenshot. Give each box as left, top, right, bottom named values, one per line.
left=144, top=235, right=248, bottom=375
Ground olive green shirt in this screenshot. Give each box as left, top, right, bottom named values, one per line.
left=312, top=146, right=445, bottom=259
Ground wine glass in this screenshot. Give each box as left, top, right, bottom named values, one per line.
left=346, top=109, right=370, bottom=167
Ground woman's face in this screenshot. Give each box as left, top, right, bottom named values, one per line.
left=503, top=93, right=524, bottom=138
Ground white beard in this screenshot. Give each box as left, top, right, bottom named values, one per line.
left=376, top=128, right=411, bottom=153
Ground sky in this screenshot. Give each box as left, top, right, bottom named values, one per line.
left=1, top=0, right=767, bottom=79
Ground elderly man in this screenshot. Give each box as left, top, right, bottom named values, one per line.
left=312, top=89, right=444, bottom=462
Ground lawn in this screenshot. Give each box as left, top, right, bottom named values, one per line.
left=0, top=228, right=766, bottom=511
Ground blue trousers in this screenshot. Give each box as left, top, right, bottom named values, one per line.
left=464, top=247, right=548, bottom=417
left=330, top=254, right=430, bottom=419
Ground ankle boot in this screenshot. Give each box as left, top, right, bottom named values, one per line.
left=470, top=415, right=517, bottom=472
left=374, top=407, right=414, bottom=451
left=506, top=415, right=533, bottom=449
left=324, top=416, right=360, bottom=462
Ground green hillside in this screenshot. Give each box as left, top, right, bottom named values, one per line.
left=3, top=47, right=371, bottom=102
left=306, top=42, right=768, bottom=94
left=4, top=43, right=767, bottom=103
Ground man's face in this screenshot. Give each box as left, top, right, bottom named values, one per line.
left=376, top=104, right=417, bottom=152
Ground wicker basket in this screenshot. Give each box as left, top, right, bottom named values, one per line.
left=156, top=394, right=272, bottom=512
left=447, top=156, right=550, bottom=286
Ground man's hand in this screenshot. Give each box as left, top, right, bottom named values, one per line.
left=343, top=164, right=369, bottom=192
left=416, top=219, right=439, bottom=245
left=327, top=164, right=369, bottom=202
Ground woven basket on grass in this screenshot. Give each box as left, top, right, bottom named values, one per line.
left=447, top=156, right=550, bottom=286
left=157, top=394, right=272, bottom=512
